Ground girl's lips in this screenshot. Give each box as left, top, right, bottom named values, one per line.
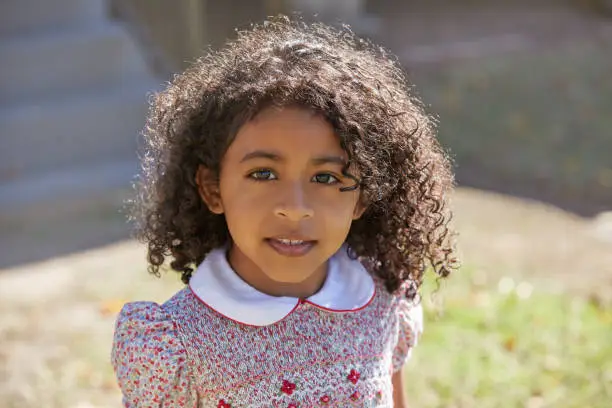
left=265, top=238, right=316, bottom=257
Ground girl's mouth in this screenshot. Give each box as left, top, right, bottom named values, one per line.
left=265, top=238, right=316, bottom=257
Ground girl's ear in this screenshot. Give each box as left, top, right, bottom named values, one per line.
left=352, top=200, right=367, bottom=220
left=195, top=165, right=224, bottom=214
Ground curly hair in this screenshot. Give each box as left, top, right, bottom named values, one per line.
left=132, top=15, right=457, bottom=298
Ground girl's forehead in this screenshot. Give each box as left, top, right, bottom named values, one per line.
left=226, top=106, right=347, bottom=161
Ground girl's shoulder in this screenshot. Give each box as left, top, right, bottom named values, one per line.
left=111, top=288, right=199, bottom=406
left=111, top=287, right=194, bottom=337
left=359, top=275, right=424, bottom=373
left=370, top=275, right=424, bottom=364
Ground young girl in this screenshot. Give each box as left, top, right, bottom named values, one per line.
left=112, top=16, right=456, bottom=407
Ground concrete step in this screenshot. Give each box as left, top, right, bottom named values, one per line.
left=0, top=200, right=132, bottom=269
left=0, top=160, right=137, bottom=268
left=0, top=160, right=136, bottom=269
left=0, top=80, right=158, bottom=181
left=0, top=159, right=137, bottom=217
left=0, top=0, right=106, bottom=38
left=0, top=166, right=134, bottom=268
left=0, top=23, right=150, bottom=105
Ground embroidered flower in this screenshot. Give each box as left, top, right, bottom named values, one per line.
left=347, top=369, right=361, bottom=384
left=287, top=404, right=298, bottom=408
left=350, top=391, right=361, bottom=401
left=320, top=395, right=331, bottom=404
left=281, top=379, right=296, bottom=395
left=217, top=400, right=231, bottom=408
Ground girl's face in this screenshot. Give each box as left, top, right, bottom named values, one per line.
left=197, top=106, right=365, bottom=298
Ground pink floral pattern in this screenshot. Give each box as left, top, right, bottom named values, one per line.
left=281, top=380, right=296, bottom=395
left=347, top=369, right=361, bottom=384
left=111, top=278, right=422, bottom=407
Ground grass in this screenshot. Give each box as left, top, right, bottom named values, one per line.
left=406, top=269, right=612, bottom=408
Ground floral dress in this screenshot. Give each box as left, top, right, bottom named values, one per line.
left=112, top=246, right=423, bottom=407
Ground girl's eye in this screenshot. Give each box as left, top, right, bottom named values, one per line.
left=248, top=169, right=277, bottom=180
left=312, top=173, right=340, bottom=184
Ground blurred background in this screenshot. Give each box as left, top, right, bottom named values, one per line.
left=1, top=0, right=611, bottom=407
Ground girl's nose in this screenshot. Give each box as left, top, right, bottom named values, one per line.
left=274, top=184, right=314, bottom=221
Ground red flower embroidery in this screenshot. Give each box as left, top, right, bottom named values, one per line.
left=217, top=400, right=231, bottom=408
left=287, top=404, right=298, bottom=408
left=281, top=379, right=296, bottom=395
left=350, top=391, right=361, bottom=401
left=320, top=395, right=331, bottom=404
left=347, top=369, right=361, bottom=384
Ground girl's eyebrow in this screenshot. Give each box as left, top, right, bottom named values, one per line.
left=240, top=150, right=346, bottom=166
left=240, top=150, right=280, bottom=163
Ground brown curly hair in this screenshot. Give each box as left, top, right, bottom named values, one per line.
left=132, top=16, right=457, bottom=298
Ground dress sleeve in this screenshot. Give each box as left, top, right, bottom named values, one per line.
left=391, top=296, right=424, bottom=373
left=111, top=301, right=197, bottom=407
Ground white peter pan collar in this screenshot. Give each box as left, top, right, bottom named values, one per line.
left=188, top=245, right=376, bottom=326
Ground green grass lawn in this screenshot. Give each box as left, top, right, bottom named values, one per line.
left=406, top=269, right=612, bottom=408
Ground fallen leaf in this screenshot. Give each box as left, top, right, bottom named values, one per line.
left=99, top=299, right=126, bottom=317
left=503, top=336, right=516, bottom=352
